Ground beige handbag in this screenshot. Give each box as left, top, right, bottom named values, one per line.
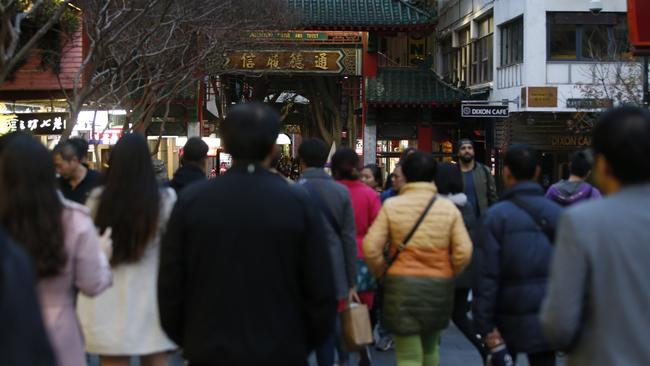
left=341, top=301, right=373, bottom=351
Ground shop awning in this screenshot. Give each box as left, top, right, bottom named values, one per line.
left=366, top=67, right=467, bottom=107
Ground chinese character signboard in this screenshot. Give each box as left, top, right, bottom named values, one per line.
left=221, top=49, right=361, bottom=75
left=91, top=128, right=123, bottom=145
left=527, top=87, right=558, bottom=108
left=0, top=113, right=68, bottom=135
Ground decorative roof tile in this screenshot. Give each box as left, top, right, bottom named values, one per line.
left=366, top=67, right=466, bottom=106
left=287, top=0, right=435, bottom=29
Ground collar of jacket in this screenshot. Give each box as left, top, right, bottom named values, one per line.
left=300, top=167, right=332, bottom=180
left=400, top=182, right=439, bottom=195
left=501, top=181, right=544, bottom=200
left=227, top=163, right=268, bottom=175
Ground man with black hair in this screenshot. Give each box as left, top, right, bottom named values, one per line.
left=541, top=106, right=650, bottom=366
left=545, top=150, right=601, bottom=206
left=169, top=137, right=209, bottom=194
left=159, top=103, right=336, bottom=366
left=473, top=144, right=562, bottom=366
left=297, top=138, right=358, bottom=366
left=68, top=137, right=90, bottom=165
left=53, top=139, right=103, bottom=204
left=458, top=139, right=498, bottom=218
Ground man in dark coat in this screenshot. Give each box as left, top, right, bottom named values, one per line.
left=158, top=103, right=337, bottom=366
left=169, top=137, right=209, bottom=194
left=473, top=144, right=562, bottom=366
left=0, top=228, right=55, bottom=366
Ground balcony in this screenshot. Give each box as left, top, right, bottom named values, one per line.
left=496, top=63, right=523, bottom=89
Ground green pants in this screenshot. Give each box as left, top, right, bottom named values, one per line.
left=393, top=331, right=441, bottom=366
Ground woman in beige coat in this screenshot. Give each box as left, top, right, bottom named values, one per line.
left=364, top=152, right=472, bottom=366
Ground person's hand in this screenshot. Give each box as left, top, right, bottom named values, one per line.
left=99, top=227, right=113, bottom=260
left=348, top=287, right=361, bottom=303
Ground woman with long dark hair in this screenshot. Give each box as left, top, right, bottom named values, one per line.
left=77, top=134, right=177, bottom=366
left=331, top=147, right=381, bottom=366
left=0, top=132, right=112, bottom=366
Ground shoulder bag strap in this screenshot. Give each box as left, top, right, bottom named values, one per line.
left=382, top=195, right=438, bottom=278
left=509, top=196, right=555, bottom=243
left=302, top=181, right=342, bottom=237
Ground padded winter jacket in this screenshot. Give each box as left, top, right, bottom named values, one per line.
left=363, top=182, right=472, bottom=335
left=473, top=182, right=562, bottom=353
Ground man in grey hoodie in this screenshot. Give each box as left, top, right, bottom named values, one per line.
left=545, top=150, right=601, bottom=206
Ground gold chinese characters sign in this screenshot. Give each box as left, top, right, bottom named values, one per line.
left=222, top=49, right=360, bottom=75
left=527, top=87, right=558, bottom=108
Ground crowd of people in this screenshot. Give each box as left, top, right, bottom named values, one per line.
left=1, top=103, right=649, bottom=366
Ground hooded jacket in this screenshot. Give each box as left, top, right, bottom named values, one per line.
left=364, top=183, right=472, bottom=335
left=545, top=180, right=601, bottom=207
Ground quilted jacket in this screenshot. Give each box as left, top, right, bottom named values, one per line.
left=363, top=182, right=472, bottom=335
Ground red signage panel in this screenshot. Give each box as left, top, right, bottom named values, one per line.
left=628, top=0, right=650, bottom=47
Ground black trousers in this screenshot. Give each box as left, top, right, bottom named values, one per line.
left=513, top=351, right=556, bottom=366
left=451, top=288, right=488, bottom=361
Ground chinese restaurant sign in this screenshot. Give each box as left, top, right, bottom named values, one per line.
left=0, top=113, right=68, bottom=135
left=222, top=49, right=361, bottom=75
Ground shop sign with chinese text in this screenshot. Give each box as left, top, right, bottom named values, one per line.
left=222, top=49, right=361, bottom=75
left=0, top=113, right=67, bottom=135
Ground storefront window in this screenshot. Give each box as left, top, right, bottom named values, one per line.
left=582, top=24, right=610, bottom=59
left=549, top=24, right=577, bottom=60
left=547, top=12, right=630, bottom=61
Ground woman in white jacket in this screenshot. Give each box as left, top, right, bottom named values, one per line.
left=78, top=134, right=176, bottom=366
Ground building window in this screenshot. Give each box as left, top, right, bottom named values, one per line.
left=440, top=37, right=455, bottom=83
left=458, top=27, right=471, bottom=85
left=500, top=17, right=523, bottom=66
left=547, top=12, right=630, bottom=61
left=472, top=16, right=493, bottom=85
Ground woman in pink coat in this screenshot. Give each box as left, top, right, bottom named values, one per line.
left=331, top=147, right=381, bottom=366
left=0, top=133, right=112, bottom=366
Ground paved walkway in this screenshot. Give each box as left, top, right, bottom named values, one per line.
left=90, top=324, right=569, bottom=365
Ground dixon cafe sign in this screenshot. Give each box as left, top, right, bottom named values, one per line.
left=461, top=103, right=510, bottom=118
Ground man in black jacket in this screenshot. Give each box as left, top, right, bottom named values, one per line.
left=158, top=103, right=337, bottom=366
left=0, top=228, right=55, bottom=366
left=170, top=137, right=209, bottom=194
left=473, top=144, right=562, bottom=366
